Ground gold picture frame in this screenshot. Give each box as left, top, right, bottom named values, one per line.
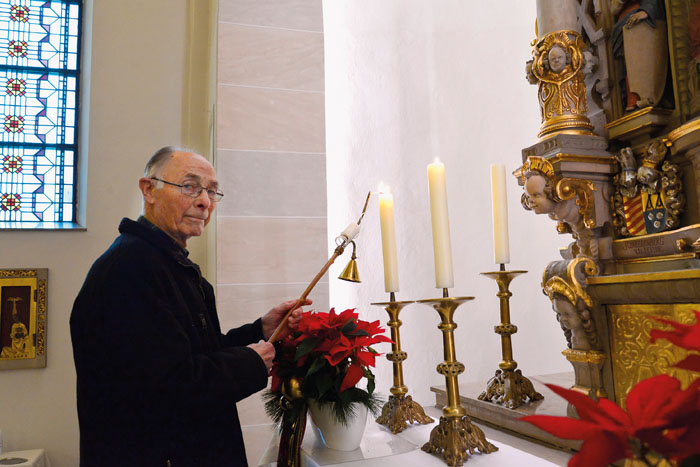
left=0, top=269, right=47, bottom=370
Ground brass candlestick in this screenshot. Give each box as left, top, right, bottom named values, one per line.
left=373, top=292, right=433, bottom=433
left=417, top=290, right=497, bottom=467
left=478, top=267, right=543, bottom=409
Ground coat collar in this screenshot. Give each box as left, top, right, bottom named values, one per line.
left=118, top=217, right=198, bottom=270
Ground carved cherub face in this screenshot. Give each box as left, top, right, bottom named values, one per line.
left=552, top=298, right=582, bottom=331
left=524, top=174, right=556, bottom=214
left=548, top=46, right=567, bottom=73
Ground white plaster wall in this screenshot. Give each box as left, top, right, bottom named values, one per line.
left=324, top=1, right=574, bottom=407
left=0, top=0, right=195, bottom=464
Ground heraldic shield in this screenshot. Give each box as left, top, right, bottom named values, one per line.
left=623, top=191, right=667, bottom=236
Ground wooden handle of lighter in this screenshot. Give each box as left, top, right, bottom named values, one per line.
left=267, top=248, right=342, bottom=342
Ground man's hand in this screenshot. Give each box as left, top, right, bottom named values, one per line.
left=248, top=340, right=275, bottom=372
left=261, top=298, right=313, bottom=340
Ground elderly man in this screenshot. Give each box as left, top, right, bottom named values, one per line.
left=70, top=146, right=307, bottom=466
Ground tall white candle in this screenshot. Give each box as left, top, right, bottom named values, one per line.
left=378, top=185, right=399, bottom=293
left=490, top=163, right=510, bottom=264
left=427, top=160, right=454, bottom=289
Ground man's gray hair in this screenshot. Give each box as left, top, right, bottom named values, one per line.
left=144, top=145, right=195, bottom=178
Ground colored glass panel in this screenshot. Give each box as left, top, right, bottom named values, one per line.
left=0, top=1, right=81, bottom=225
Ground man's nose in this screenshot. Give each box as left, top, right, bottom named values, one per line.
left=194, top=189, right=211, bottom=208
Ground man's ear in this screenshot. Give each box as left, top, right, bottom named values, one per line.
left=139, top=177, right=156, bottom=205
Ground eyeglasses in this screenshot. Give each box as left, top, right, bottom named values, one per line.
left=151, top=177, right=224, bottom=202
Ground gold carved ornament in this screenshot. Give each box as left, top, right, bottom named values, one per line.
left=0, top=270, right=37, bottom=278
left=561, top=348, right=606, bottom=364
left=530, top=30, right=594, bottom=137
left=555, top=178, right=597, bottom=229
left=542, top=257, right=598, bottom=309
left=542, top=257, right=601, bottom=351
left=608, top=304, right=698, bottom=409
left=37, top=279, right=46, bottom=356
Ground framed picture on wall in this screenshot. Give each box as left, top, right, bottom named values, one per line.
left=0, top=269, right=47, bottom=370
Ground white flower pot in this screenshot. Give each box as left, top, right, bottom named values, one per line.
left=307, top=400, right=368, bottom=451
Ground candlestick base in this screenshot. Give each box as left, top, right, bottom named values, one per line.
left=477, top=369, right=543, bottom=409
left=376, top=394, right=434, bottom=434
left=479, top=269, right=543, bottom=410
left=422, top=415, right=498, bottom=467
left=417, top=296, right=498, bottom=466
left=372, top=298, right=433, bottom=434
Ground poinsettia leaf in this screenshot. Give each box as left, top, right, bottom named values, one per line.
left=365, top=371, right=375, bottom=395
left=295, top=337, right=319, bottom=360
left=355, top=349, right=376, bottom=367
left=314, top=371, right=334, bottom=399
left=595, top=398, right=632, bottom=427
left=627, top=375, right=700, bottom=430
left=270, top=372, right=282, bottom=393
left=675, top=354, right=700, bottom=373
left=340, top=363, right=364, bottom=393
left=520, top=415, right=604, bottom=440
left=305, top=356, right=327, bottom=377
left=545, top=384, right=625, bottom=428
left=340, top=319, right=356, bottom=334
left=570, top=432, right=628, bottom=467
left=650, top=310, right=700, bottom=353
left=351, top=329, right=370, bottom=337
left=636, top=425, right=691, bottom=460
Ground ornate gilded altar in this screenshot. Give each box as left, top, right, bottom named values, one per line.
left=516, top=0, right=700, bottom=410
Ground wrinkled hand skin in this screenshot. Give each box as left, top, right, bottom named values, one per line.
left=248, top=340, right=275, bottom=371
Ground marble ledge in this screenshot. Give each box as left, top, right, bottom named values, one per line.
left=431, top=372, right=581, bottom=452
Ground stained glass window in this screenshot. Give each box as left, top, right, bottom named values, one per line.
left=0, top=0, right=81, bottom=227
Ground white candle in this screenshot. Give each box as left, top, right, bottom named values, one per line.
left=378, top=184, right=399, bottom=293
left=427, top=160, right=454, bottom=289
left=490, top=163, right=510, bottom=264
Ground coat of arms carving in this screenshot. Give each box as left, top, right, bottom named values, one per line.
left=611, top=140, right=685, bottom=237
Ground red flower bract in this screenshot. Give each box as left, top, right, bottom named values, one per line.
left=650, top=310, right=700, bottom=372
left=521, top=376, right=700, bottom=467
left=270, top=308, right=392, bottom=399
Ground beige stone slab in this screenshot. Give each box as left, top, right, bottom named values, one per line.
left=216, top=282, right=330, bottom=331
left=241, top=422, right=276, bottom=467
left=432, top=372, right=581, bottom=451
left=216, top=150, right=326, bottom=217
left=238, top=382, right=273, bottom=427
left=218, top=23, right=324, bottom=91
left=216, top=216, right=329, bottom=284
left=217, top=85, right=325, bottom=153
left=219, top=0, right=323, bottom=32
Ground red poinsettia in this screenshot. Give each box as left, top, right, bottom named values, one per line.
left=270, top=308, right=392, bottom=400
left=650, top=309, right=700, bottom=372
left=521, top=310, right=700, bottom=466
left=521, top=376, right=700, bottom=467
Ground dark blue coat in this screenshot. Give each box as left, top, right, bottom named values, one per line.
left=70, top=217, right=268, bottom=466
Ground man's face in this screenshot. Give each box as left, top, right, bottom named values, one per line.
left=144, top=152, right=218, bottom=247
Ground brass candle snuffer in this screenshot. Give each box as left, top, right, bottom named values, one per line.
left=372, top=291, right=434, bottom=433
left=418, top=288, right=498, bottom=467
left=268, top=192, right=373, bottom=343
left=478, top=264, right=543, bottom=409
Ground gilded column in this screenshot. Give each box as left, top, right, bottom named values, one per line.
left=529, top=0, right=594, bottom=140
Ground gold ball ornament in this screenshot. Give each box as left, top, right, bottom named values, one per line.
left=282, top=376, right=304, bottom=400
